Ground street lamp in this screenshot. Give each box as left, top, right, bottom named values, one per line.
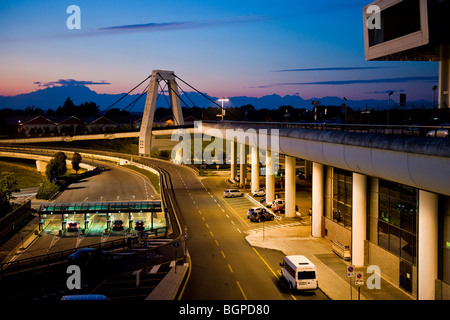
left=432, top=85, right=437, bottom=120
left=343, top=97, right=348, bottom=123
left=218, top=98, right=229, bottom=121
left=387, top=91, right=393, bottom=125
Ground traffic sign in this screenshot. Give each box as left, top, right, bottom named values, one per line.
left=347, top=265, right=355, bottom=278
left=355, top=272, right=364, bottom=286
left=173, top=240, right=180, bottom=249
left=274, top=215, right=281, bottom=220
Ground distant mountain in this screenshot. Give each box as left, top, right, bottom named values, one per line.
left=0, top=85, right=432, bottom=112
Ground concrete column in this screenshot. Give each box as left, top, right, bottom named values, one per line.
left=312, top=162, right=324, bottom=237
left=265, top=150, right=275, bottom=205
left=304, top=160, right=312, bottom=179
left=418, top=190, right=439, bottom=300
left=239, top=143, right=247, bottom=188
left=352, top=173, right=367, bottom=267
left=251, top=146, right=259, bottom=193
left=438, top=44, right=450, bottom=108
left=285, top=156, right=296, bottom=218
left=230, top=141, right=236, bottom=181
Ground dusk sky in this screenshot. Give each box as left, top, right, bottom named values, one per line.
left=0, top=0, right=439, bottom=102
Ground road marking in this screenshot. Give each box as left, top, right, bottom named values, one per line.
left=214, top=240, right=219, bottom=247
left=222, top=198, right=250, bottom=227
left=236, top=228, right=241, bottom=233
left=210, top=230, right=214, bottom=237
left=149, top=264, right=161, bottom=274
left=205, top=223, right=209, bottom=228
left=221, top=251, right=226, bottom=258
left=236, top=281, right=248, bottom=300
left=252, top=247, right=297, bottom=300
left=231, top=220, right=235, bottom=225
left=228, top=264, right=233, bottom=273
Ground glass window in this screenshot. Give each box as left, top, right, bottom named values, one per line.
left=376, top=180, right=417, bottom=264
left=378, top=221, right=389, bottom=251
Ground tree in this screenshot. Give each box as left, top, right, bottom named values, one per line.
left=46, top=152, right=67, bottom=181
left=0, top=172, right=20, bottom=202
left=72, top=152, right=82, bottom=174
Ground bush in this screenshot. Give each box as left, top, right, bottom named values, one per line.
left=36, top=181, right=60, bottom=199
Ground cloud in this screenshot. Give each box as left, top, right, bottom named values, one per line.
left=36, top=79, right=111, bottom=87
left=273, top=66, right=394, bottom=72
left=276, top=76, right=438, bottom=86
left=97, top=22, right=191, bottom=32
left=93, top=15, right=268, bottom=35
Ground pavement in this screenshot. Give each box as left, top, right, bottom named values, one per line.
left=245, top=217, right=413, bottom=300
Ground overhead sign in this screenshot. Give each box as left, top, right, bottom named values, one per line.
left=347, top=265, right=355, bottom=278
left=355, top=272, right=364, bottom=286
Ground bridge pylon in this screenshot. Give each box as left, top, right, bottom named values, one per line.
left=139, top=70, right=184, bottom=156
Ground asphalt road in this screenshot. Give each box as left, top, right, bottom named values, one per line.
left=9, top=162, right=160, bottom=260
left=138, top=158, right=328, bottom=300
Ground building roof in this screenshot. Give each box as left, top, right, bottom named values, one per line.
left=23, top=115, right=57, bottom=126
left=57, top=116, right=85, bottom=125
left=89, top=116, right=115, bottom=125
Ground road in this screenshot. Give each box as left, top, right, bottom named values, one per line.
left=8, top=162, right=160, bottom=260
left=138, top=158, right=328, bottom=300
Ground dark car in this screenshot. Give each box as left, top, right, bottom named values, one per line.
left=134, top=220, right=145, bottom=231
left=112, top=220, right=124, bottom=231
left=67, top=221, right=79, bottom=232
left=248, top=207, right=274, bottom=222
left=67, top=248, right=110, bottom=267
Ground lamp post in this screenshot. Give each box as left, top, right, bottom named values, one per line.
left=218, top=98, right=229, bottom=121
left=432, top=85, right=437, bottom=121
left=343, top=97, right=348, bottom=123
left=387, top=91, right=393, bottom=125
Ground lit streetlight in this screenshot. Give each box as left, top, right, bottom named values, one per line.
left=218, top=98, right=229, bottom=121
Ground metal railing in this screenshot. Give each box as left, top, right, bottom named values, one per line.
left=0, top=227, right=167, bottom=278
left=203, top=120, right=450, bottom=138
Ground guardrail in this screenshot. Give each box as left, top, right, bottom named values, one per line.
left=203, top=120, right=450, bottom=137
left=0, top=227, right=168, bottom=278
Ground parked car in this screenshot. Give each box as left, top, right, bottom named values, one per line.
left=426, top=128, right=449, bottom=138
left=252, top=188, right=265, bottom=197
left=223, top=189, right=244, bottom=198
left=67, top=221, right=79, bottom=232
left=272, top=199, right=286, bottom=213
left=247, top=207, right=274, bottom=222
left=247, top=207, right=263, bottom=219
left=262, top=194, right=281, bottom=207
left=67, top=248, right=111, bottom=267
left=112, top=220, right=124, bottom=231
left=134, top=220, right=145, bottom=231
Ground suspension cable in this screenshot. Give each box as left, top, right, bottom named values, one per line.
left=101, top=74, right=152, bottom=114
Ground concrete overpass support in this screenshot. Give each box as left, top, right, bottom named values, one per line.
left=239, top=143, right=247, bottom=188
left=418, top=190, right=439, bottom=300
left=352, top=173, right=367, bottom=267
left=285, top=155, right=296, bottom=218
left=265, top=150, right=275, bottom=205
left=230, top=141, right=237, bottom=181
left=251, top=145, right=259, bottom=193
left=312, top=162, right=324, bottom=237
left=304, top=160, right=312, bottom=179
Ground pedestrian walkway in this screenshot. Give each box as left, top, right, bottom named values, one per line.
left=245, top=219, right=413, bottom=300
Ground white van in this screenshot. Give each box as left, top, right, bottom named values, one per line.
left=280, top=255, right=318, bottom=291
